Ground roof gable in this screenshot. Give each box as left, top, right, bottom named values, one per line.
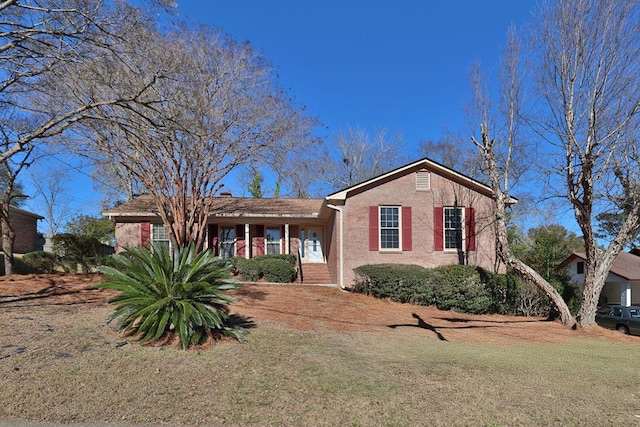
left=325, top=157, right=506, bottom=202
left=560, top=252, right=640, bottom=281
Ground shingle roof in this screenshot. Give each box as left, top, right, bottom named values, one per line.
left=103, top=194, right=325, bottom=219
left=562, top=252, right=640, bottom=281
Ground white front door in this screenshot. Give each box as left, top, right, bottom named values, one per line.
left=302, top=227, right=324, bottom=263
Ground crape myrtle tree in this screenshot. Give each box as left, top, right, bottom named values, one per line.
left=469, top=27, right=574, bottom=324
left=69, top=22, right=317, bottom=250
left=0, top=0, right=163, bottom=274
left=535, top=0, right=640, bottom=326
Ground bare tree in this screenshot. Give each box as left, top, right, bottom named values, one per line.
left=469, top=27, right=574, bottom=324
left=0, top=0, right=163, bottom=273
left=319, top=125, right=406, bottom=191
left=419, top=131, right=485, bottom=179
left=28, top=165, right=72, bottom=235
left=534, top=0, right=640, bottom=326
left=69, top=23, right=317, bottom=249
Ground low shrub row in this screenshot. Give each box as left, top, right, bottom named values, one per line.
left=353, top=264, right=527, bottom=315
left=17, top=234, right=112, bottom=274
left=233, top=254, right=297, bottom=283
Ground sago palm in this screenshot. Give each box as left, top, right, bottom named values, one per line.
left=97, top=243, right=244, bottom=349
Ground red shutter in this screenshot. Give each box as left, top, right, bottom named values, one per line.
left=209, top=224, right=218, bottom=256
left=465, top=207, right=476, bottom=251
left=369, top=206, right=379, bottom=251
left=235, top=225, right=245, bottom=257
left=402, top=206, right=412, bottom=251
left=255, top=225, right=265, bottom=256
left=140, top=222, right=150, bottom=246
left=434, top=207, right=444, bottom=251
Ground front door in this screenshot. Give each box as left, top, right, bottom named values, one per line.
left=301, top=227, right=324, bottom=263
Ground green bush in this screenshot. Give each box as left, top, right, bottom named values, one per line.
left=233, top=254, right=298, bottom=283
left=429, top=265, right=493, bottom=314
left=256, top=253, right=297, bottom=267
left=97, top=244, right=244, bottom=349
left=19, top=251, right=58, bottom=274
left=51, top=233, right=105, bottom=273
left=235, top=257, right=262, bottom=281
left=353, top=263, right=525, bottom=315
left=260, top=258, right=297, bottom=283
left=354, top=264, right=430, bottom=302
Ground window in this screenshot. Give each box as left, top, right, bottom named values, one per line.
left=444, top=207, right=464, bottom=250
left=266, top=227, right=281, bottom=254
left=576, top=261, right=584, bottom=274
left=152, top=223, right=170, bottom=253
left=380, top=206, right=400, bottom=250
left=220, top=227, right=235, bottom=259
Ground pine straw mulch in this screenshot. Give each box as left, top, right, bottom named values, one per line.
left=0, top=273, right=636, bottom=345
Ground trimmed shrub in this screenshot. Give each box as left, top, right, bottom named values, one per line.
left=354, top=264, right=431, bottom=302
left=233, top=254, right=298, bottom=283
left=260, top=258, right=297, bottom=283
left=430, top=265, right=493, bottom=314
left=235, top=257, right=262, bottom=281
left=18, top=251, right=57, bottom=274
left=353, top=263, right=529, bottom=315
left=256, top=253, right=297, bottom=268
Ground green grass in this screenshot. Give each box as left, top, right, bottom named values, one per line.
left=1, top=305, right=639, bottom=426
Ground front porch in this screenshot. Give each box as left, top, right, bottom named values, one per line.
left=205, top=222, right=332, bottom=284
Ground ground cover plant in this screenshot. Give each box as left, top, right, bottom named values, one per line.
left=0, top=276, right=638, bottom=426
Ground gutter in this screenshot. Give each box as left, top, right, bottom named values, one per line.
left=327, top=204, right=345, bottom=289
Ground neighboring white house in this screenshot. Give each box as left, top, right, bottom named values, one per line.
left=559, top=251, right=640, bottom=307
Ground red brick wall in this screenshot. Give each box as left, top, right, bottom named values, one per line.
left=340, top=168, right=499, bottom=286
left=8, top=211, right=39, bottom=254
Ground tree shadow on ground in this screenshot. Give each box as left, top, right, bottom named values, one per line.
left=388, top=313, right=448, bottom=341
left=433, top=316, right=551, bottom=324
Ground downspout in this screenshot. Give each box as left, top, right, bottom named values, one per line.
left=327, top=204, right=345, bottom=289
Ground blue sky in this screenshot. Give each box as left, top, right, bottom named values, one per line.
left=175, top=0, right=537, bottom=146
left=24, top=1, right=541, bottom=232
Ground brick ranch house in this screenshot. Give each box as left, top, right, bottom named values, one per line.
left=104, top=158, right=505, bottom=288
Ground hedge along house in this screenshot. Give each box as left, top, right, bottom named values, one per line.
left=104, top=158, right=506, bottom=287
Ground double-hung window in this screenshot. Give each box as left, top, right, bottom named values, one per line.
left=152, top=223, right=170, bottom=253
left=444, top=207, right=464, bottom=250
left=379, top=206, right=400, bottom=250
left=266, top=227, right=281, bottom=254
left=220, top=227, right=236, bottom=259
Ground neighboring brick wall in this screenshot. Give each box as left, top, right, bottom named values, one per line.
left=7, top=211, right=39, bottom=254
left=340, top=167, right=499, bottom=286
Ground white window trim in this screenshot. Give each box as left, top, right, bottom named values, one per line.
left=151, top=223, right=171, bottom=253
left=266, top=226, right=282, bottom=255
left=443, top=207, right=465, bottom=251
left=379, top=205, right=402, bottom=252
left=219, top=226, right=236, bottom=259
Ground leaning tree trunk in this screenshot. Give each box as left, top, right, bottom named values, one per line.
left=503, top=251, right=573, bottom=324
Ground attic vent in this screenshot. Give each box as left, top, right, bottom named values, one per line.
left=416, top=170, right=430, bottom=190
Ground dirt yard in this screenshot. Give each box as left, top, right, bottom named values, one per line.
left=0, top=273, right=634, bottom=345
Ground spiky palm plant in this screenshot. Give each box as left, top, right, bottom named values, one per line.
left=97, top=243, right=244, bottom=349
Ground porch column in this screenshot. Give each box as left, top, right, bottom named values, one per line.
left=245, top=223, right=250, bottom=259
left=284, top=223, right=289, bottom=254
left=620, top=283, right=631, bottom=307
